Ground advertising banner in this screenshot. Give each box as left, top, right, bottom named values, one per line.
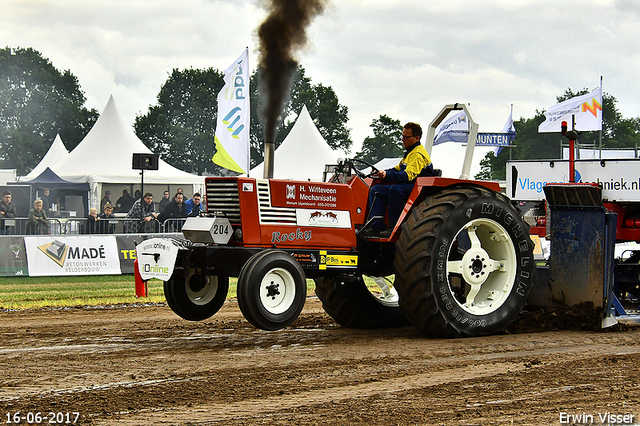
left=0, top=236, right=28, bottom=276
left=116, top=233, right=182, bottom=274
left=211, top=48, right=250, bottom=173
left=135, top=238, right=179, bottom=281
left=24, top=236, right=121, bottom=276
left=507, top=159, right=640, bottom=201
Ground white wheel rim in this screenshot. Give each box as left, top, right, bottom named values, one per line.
left=446, top=218, right=517, bottom=315
left=259, top=267, right=296, bottom=315
left=367, top=276, right=400, bottom=307
left=186, top=270, right=219, bottom=306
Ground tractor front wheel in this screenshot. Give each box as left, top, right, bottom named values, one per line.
left=394, top=186, right=534, bottom=337
left=164, top=269, right=229, bottom=321
left=237, top=250, right=307, bottom=331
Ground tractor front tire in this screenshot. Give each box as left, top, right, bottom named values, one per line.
left=314, top=276, right=409, bottom=329
left=164, top=269, right=229, bottom=321
left=394, top=186, right=534, bottom=338
left=237, top=250, right=307, bottom=331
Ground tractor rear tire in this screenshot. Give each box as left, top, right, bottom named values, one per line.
left=237, top=250, right=307, bottom=331
left=164, top=270, right=229, bottom=321
left=394, top=185, right=534, bottom=338
left=314, top=276, right=409, bottom=329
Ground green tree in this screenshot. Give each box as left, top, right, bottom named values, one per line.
left=134, top=67, right=225, bottom=175
left=475, top=89, right=640, bottom=180
left=0, top=47, right=98, bottom=174
left=355, top=115, right=403, bottom=164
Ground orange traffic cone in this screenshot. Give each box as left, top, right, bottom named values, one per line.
left=133, top=258, right=148, bottom=298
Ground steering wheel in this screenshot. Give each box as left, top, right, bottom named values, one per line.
left=349, top=158, right=380, bottom=179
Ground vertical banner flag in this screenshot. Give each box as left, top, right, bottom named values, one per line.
left=212, top=48, right=250, bottom=173
left=475, top=107, right=517, bottom=149
left=538, top=86, right=602, bottom=133
left=433, top=111, right=469, bottom=146
left=493, top=106, right=516, bottom=156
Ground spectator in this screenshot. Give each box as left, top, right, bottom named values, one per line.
left=158, top=193, right=187, bottom=231
left=100, top=191, right=112, bottom=212
left=86, top=208, right=100, bottom=234
left=98, top=204, right=116, bottom=234
left=158, top=190, right=171, bottom=213
left=185, top=192, right=203, bottom=217
left=134, top=189, right=142, bottom=200
left=26, top=199, right=49, bottom=235
left=116, top=189, right=134, bottom=213
left=41, top=188, right=52, bottom=212
left=0, top=190, right=17, bottom=234
left=125, top=192, right=158, bottom=233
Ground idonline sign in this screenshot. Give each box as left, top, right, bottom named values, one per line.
left=506, top=159, right=640, bottom=202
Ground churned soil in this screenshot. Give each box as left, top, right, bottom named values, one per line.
left=1, top=298, right=640, bottom=425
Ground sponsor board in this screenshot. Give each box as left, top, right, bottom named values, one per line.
left=290, top=251, right=319, bottom=268
left=24, top=236, right=121, bottom=276
left=319, top=250, right=358, bottom=270
left=117, top=233, right=183, bottom=274
left=270, top=181, right=352, bottom=210
left=135, top=238, right=179, bottom=281
left=507, top=160, right=640, bottom=201
left=0, top=237, right=28, bottom=276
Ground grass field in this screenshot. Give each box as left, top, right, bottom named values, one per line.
left=0, top=275, right=169, bottom=310
left=0, top=275, right=388, bottom=311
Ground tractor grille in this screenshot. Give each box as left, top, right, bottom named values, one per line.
left=257, top=180, right=297, bottom=225
left=205, top=180, right=241, bottom=223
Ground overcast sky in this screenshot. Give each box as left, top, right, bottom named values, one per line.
left=2, top=0, right=638, bottom=177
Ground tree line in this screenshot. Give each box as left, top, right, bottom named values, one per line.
left=2, top=47, right=639, bottom=179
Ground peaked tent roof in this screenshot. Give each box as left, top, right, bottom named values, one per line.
left=49, top=95, right=203, bottom=185
left=15, top=167, right=89, bottom=190
left=25, top=134, right=69, bottom=180
left=250, top=105, right=343, bottom=181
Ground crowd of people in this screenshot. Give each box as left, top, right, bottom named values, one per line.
left=96, top=188, right=203, bottom=234
left=0, top=187, right=203, bottom=235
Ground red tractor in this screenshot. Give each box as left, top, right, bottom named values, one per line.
left=155, top=104, right=534, bottom=337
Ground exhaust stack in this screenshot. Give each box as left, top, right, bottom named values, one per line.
left=263, top=141, right=275, bottom=179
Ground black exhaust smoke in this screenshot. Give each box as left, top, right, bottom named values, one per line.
left=257, top=0, right=327, bottom=178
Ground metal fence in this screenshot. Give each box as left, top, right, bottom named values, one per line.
left=0, top=217, right=187, bottom=236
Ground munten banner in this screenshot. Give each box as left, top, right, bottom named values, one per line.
left=538, top=86, right=602, bottom=133
left=211, top=48, right=250, bottom=173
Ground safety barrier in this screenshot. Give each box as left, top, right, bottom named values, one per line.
left=0, top=217, right=188, bottom=236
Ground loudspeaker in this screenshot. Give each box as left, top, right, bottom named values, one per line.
left=132, top=153, right=159, bottom=170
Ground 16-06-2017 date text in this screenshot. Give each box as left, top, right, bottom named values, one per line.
left=5, top=411, right=80, bottom=424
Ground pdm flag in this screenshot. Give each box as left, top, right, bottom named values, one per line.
left=538, top=87, right=602, bottom=133
left=433, top=110, right=469, bottom=146
left=212, top=48, right=250, bottom=173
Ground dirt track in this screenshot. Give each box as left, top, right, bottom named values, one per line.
left=1, top=298, right=640, bottom=425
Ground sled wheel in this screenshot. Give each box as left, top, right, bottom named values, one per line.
left=164, top=269, right=229, bottom=321
left=237, top=250, right=307, bottom=331
left=394, top=185, right=534, bottom=337
left=314, top=276, right=408, bottom=328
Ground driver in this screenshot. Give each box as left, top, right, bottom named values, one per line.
left=363, top=122, right=435, bottom=238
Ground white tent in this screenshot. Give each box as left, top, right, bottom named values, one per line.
left=49, top=95, right=204, bottom=209
left=250, top=105, right=344, bottom=181
left=24, top=134, right=69, bottom=180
